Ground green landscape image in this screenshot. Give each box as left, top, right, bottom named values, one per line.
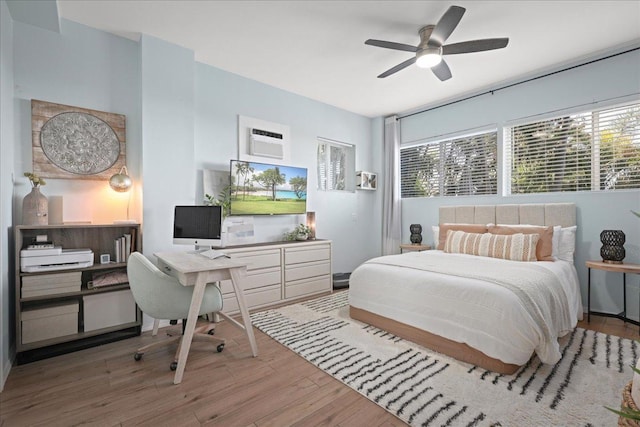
left=230, top=160, right=307, bottom=215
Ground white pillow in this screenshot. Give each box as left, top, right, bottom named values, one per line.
left=556, top=226, right=577, bottom=262
left=551, top=225, right=561, bottom=260
left=432, top=226, right=439, bottom=247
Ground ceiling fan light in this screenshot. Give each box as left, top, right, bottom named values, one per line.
left=416, top=49, right=442, bottom=68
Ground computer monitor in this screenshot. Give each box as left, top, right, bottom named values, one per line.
left=173, top=205, right=222, bottom=248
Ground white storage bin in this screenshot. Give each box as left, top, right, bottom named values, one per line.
left=83, top=290, right=137, bottom=332
left=22, top=302, right=79, bottom=344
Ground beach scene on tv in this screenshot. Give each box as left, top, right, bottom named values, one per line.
left=230, top=160, right=307, bottom=215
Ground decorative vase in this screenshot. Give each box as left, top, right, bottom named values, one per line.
left=409, top=224, right=423, bottom=244
left=600, top=230, right=625, bottom=264
left=22, top=186, right=48, bottom=225
left=296, top=233, right=308, bottom=241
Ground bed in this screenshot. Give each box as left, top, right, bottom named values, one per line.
left=349, top=203, right=583, bottom=374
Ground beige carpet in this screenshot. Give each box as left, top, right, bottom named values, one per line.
left=251, top=291, right=632, bottom=426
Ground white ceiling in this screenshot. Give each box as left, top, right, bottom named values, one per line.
left=56, top=1, right=640, bottom=118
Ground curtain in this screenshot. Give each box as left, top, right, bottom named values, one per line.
left=382, top=115, right=402, bottom=255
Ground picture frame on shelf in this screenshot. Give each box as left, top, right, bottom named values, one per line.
left=356, top=171, right=377, bottom=190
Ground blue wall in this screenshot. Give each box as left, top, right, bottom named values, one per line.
left=12, top=18, right=141, bottom=223
left=194, top=64, right=380, bottom=273
left=399, top=47, right=640, bottom=319
left=140, top=34, right=196, bottom=256
left=6, top=16, right=382, bottom=272
left=3, top=14, right=382, bottom=366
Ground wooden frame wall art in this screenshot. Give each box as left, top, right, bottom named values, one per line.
left=31, top=100, right=126, bottom=180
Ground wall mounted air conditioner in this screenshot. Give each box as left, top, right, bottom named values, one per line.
left=250, top=128, right=284, bottom=159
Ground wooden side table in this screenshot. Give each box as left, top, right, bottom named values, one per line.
left=400, top=244, right=431, bottom=253
left=586, top=260, right=640, bottom=330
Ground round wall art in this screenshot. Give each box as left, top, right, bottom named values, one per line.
left=40, top=112, right=120, bottom=175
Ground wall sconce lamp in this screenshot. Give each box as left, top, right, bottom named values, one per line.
left=109, top=166, right=132, bottom=192
left=306, top=211, right=316, bottom=240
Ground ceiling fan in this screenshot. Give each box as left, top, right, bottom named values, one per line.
left=365, top=5, right=509, bottom=81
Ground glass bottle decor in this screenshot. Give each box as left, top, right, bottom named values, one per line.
left=22, top=186, right=48, bottom=225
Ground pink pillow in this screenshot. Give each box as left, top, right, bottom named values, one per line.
left=437, top=223, right=488, bottom=250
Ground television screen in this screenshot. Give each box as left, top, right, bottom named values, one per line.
left=230, top=160, right=307, bottom=215
left=173, top=205, right=222, bottom=247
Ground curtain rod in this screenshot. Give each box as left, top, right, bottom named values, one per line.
left=397, top=46, right=640, bottom=121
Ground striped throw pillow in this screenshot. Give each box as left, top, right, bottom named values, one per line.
left=444, top=230, right=539, bottom=262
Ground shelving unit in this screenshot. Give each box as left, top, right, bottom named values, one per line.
left=14, top=224, right=142, bottom=364
left=356, top=170, right=377, bottom=190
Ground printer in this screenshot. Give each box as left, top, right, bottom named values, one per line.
left=21, top=248, right=94, bottom=273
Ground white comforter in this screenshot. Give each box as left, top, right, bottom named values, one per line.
left=348, top=250, right=583, bottom=366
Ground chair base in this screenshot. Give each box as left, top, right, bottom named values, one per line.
left=134, top=319, right=225, bottom=369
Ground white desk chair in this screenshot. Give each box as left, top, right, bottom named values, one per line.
left=127, top=252, right=225, bottom=370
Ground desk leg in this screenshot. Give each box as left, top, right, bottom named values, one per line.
left=230, top=267, right=258, bottom=357
left=587, top=267, right=591, bottom=323
left=173, top=278, right=207, bottom=385
left=623, top=272, right=627, bottom=323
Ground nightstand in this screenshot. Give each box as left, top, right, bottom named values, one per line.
left=399, top=244, right=431, bottom=253
left=586, top=260, right=640, bottom=330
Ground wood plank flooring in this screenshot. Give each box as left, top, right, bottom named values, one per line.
left=1, top=296, right=638, bottom=426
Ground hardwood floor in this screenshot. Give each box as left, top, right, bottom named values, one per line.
left=1, top=300, right=638, bottom=426
left=577, top=314, right=640, bottom=341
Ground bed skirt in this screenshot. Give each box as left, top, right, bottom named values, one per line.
left=349, top=305, right=522, bottom=375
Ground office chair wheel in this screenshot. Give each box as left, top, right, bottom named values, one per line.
left=170, top=361, right=178, bottom=371
left=207, top=329, right=215, bottom=335
left=217, top=343, right=225, bottom=353
left=134, top=352, right=143, bottom=361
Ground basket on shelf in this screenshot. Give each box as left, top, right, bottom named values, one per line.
left=619, top=381, right=640, bottom=427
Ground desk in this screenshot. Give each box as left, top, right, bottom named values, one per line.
left=155, top=251, right=258, bottom=384
left=586, top=260, right=640, bottom=331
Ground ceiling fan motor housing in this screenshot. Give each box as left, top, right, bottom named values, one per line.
left=416, top=25, right=442, bottom=68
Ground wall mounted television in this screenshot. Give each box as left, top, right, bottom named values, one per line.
left=229, top=160, right=307, bottom=215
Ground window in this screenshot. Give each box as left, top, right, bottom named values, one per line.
left=317, top=138, right=355, bottom=191
left=400, top=130, right=497, bottom=198
left=505, top=103, right=640, bottom=194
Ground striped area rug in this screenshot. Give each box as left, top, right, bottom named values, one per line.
left=250, top=291, right=633, bottom=426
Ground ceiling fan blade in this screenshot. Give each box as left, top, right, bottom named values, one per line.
left=429, top=5, right=466, bottom=47
left=378, top=57, right=417, bottom=78
left=365, top=39, right=418, bottom=53
left=431, top=60, right=452, bottom=81
left=442, top=38, right=509, bottom=55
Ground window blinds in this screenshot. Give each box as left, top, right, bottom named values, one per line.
left=505, top=103, right=640, bottom=194
left=400, top=131, right=497, bottom=198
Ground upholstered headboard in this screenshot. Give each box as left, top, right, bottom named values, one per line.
left=439, top=203, right=576, bottom=227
